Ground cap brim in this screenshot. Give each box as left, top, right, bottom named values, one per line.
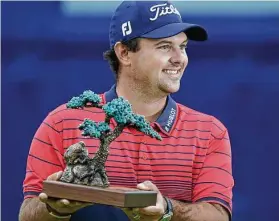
left=141, top=23, right=208, bottom=41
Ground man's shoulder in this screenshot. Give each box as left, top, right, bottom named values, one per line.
left=176, top=103, right=228, bottom=131
left=48, top=103, right=69, bottom=118
left=46, top=93, right=106, bottom=123
left=177, top=103, right=212, bottom=120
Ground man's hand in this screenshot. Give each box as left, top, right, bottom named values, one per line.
left=122, top=181, right=167, bottom=221
left=39, top=171, right=92, bottom=216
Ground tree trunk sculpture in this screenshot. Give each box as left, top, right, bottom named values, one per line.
left=59, top=90, right=162, bottom=188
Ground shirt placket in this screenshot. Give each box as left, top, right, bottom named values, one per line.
left=137, top=135, right=152, bottom=183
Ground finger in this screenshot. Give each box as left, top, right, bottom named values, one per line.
left=137, top=180, right=153, bottom=191
left=39, top=192, right=48, bottom=203
left=56, top=199, right=70, bottom=207
left=56, top=171, right=63, bottom=180
left=132, top=208, right=160, bottom=221
left=61, top=199, right=70, bottom=206
left=139, top=206, right=163, bottom=216
left=57, top=199, right=92, bottom=208
left=72, top=201, right=92, bottom=207
left=137, top=180, right=158, bottom=191
left=47, top=171, right=63, bottom=181
left=140, top=214, right=161, bottom=221
left=124, top=208, right=141, bottom=220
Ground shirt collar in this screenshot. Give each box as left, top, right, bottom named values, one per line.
left=104, top=85, right=177, bottom=135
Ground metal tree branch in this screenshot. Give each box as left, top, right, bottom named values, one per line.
left=60, top=91, right=162, bottom=188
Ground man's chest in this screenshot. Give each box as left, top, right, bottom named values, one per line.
left=62, top=128, right=204, bottom=201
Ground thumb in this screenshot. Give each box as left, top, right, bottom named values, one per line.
left=137, top=183, right=150, bottom=191
left=137, top=181, right=157, bottom=191
left=39, top=192, right=48, bottom=203
left=47, top=171, right=63, bottom=181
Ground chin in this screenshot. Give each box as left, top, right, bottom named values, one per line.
left=160, top=83, right=180, bottom=94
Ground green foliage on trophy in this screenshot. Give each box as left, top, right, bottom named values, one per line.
left=59, top=90, right=162, bottom=188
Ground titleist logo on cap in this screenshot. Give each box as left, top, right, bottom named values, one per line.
left=149, top=3, right=181, bottom=21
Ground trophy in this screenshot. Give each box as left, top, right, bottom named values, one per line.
left=42, top=90, right=162, bottom=208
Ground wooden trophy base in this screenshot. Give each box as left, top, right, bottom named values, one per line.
left=43, top=180, right=157, bottom=208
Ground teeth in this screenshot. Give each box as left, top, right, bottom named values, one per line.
left=163, top=70, right=179, bottom=74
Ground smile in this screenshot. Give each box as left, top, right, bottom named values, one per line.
left=163, top=69, right=181, bottom=75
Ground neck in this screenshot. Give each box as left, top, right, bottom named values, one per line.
left=116, top=79, right=167, bottom=123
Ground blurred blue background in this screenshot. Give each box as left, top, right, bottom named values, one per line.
left=1, top=1, right=279, bottom=221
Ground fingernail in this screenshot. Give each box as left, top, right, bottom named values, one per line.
left=62, top=199, right=69, bottom=205
left=57, top=171, right=62, bottom=179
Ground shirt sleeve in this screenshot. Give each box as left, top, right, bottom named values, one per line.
left=23, top=113, right=65, bottom=199
left=192, top=116, right=234, bottom=216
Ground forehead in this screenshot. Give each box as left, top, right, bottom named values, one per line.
left=142, top=32, right=188, bottom=45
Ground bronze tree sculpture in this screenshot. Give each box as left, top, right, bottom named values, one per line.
left=59, top=90, right=162, bottom=188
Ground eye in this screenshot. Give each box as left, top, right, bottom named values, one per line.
left=158, top=45, right=171, bottom=51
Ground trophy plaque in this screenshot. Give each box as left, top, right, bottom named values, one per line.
left=42, top=90, right=162, bottom=208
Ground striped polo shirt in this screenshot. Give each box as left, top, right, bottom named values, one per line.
left=23, top=85, right=234, bottom=216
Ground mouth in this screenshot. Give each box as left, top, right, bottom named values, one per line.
left=162, top=69, right=182, bottom=78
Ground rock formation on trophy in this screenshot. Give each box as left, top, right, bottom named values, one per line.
left=59, top=90, right=162, bottom=188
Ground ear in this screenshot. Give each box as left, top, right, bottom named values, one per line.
left=114, top=42, right=131, bottom=67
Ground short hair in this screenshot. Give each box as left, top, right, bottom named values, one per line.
left=103, top=38, right=140, bottom=81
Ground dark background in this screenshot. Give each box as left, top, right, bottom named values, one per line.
left=1, top=1, right=279, bottom=221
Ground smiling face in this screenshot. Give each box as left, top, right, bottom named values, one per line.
left=123, top=32, right=188, bottom=97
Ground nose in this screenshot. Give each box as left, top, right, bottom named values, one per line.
left=169, top=47, right=187, bottom=66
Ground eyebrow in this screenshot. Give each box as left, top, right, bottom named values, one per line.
left=154, top=39, right=188, bottom=46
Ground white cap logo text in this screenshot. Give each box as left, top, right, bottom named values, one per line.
left=122, top=21, right=132, bottom=36
left=150, top=3, right=181, bottom=21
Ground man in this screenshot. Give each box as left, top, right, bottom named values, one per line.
left=19, top=1, right=234, bottom=221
